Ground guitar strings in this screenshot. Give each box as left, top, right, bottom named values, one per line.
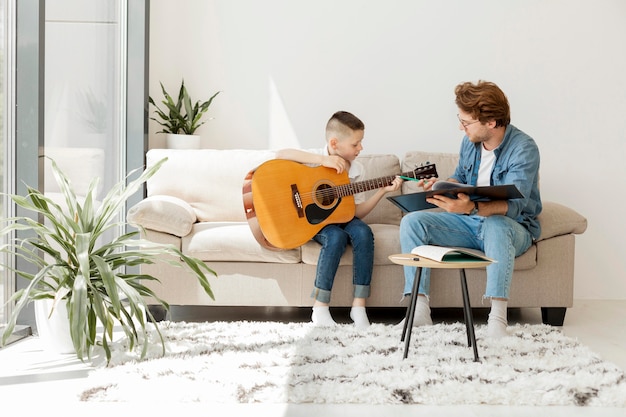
left=292, top=172, right=431, bottom=202
left=258, top=165, right=435, bottom=205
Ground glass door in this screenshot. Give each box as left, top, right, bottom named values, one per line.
left=44, top=1, right=124, bottom=219
left=2, top=0, right=147, bottom=334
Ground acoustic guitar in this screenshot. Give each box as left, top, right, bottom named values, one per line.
left=242, top=159, right=438, bottom=250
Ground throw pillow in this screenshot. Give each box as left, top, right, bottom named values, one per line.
left=127, top=195, right=196, bottom=237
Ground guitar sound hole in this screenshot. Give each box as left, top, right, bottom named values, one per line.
left=314, top=183, right=337, bottom=207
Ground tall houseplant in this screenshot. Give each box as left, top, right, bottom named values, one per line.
left=149, top=79, right=220, bottom=149
left=0, top=156, right=216, bottom=364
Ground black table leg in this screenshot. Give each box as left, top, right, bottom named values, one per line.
left=402, top=267, right=421, bottom=359
left=460, top=268, right=480, bottom=362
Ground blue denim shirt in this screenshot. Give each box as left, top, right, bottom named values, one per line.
left=450, top=124, right=542, bottom=240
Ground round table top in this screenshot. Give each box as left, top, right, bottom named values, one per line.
left=388, top=254, right=492, bottom=269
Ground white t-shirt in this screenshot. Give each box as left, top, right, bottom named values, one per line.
left=305, top=146, right=366, bottom=205
left=477, top=145, right=496, bottom=186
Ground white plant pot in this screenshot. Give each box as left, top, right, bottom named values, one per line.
left=165, top=133, right=201, bottom=149
left=34, top=298, right=75, bottom=354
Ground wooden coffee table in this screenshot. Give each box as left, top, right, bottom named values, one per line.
left=388, top=254, right=493, bottom=362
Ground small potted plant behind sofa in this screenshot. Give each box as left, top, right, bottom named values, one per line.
left=149, top=79, right=220, bottom=149
left=0, top=156, right=216, bottom=364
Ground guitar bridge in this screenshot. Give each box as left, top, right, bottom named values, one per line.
left=291, top=184, right=304, bottom=218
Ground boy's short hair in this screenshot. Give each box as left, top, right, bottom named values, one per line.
left=325, top=111, right=364, bottom=141
left=455, top=81, right=511, bottom=128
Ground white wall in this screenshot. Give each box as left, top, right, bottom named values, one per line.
left=149, top=0, right=626, bottom=300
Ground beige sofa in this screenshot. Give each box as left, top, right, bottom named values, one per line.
left=127, top=149, right=587, bottom=325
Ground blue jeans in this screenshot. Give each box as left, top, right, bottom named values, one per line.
left=311, top=217, right=373, bottom=303
left=399, top=212, right=533, bottom=299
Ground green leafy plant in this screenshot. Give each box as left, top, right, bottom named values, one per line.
left=149, top=79, right=220, bottom=135
left=0, top=156, right=216, bottom=364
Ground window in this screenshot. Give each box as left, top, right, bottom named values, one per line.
left=1, top=0, right=147, bottom=336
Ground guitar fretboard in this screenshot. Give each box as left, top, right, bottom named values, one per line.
left=334, top=167, right=436, bottom=197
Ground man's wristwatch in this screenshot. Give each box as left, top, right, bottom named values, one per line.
left=467, top=201, right=479, bottom=216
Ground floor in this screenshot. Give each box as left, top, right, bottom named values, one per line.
left=0, top=299, right=624, bottom=416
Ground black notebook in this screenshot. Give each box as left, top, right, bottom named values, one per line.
left=387, top=183, right=523, bottom=213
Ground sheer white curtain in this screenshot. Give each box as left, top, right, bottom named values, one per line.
left=44, top=0, right=125, bottom=209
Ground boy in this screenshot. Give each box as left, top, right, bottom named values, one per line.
left=275, top=111, right=402, bottom=329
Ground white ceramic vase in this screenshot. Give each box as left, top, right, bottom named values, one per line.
left=165, top=133, right=201, bottom=149
left=34, top=298, right=75, bottom=354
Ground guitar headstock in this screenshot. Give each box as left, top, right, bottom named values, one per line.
left=403, top=163, right=438, bottom=180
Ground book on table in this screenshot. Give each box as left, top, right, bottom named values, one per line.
left=411, top=245, right=495, bottom=263
left=386, top=182, right=523, bottom=213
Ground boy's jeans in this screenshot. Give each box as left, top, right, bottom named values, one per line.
left=311, top=218, right=373, bottom=303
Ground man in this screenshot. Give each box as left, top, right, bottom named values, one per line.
left=400, top=80, right=542, bottom=338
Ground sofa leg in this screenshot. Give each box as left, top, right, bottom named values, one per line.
left=541, top=307, right=567, bottom=326
left=147, top=304, right=169, bottom=322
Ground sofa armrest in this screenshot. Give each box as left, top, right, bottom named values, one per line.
left=127, top=195, right=197, bottom=237
left=536, top=201, right=587, bottom=241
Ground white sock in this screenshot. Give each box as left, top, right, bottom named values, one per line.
left=311, top=306, right=336, bottom=327
left=487, top=299, right=508, bottom=339
left=412, top=295, right=433, bottom=327
left=350, top=306, right=370, bottom=330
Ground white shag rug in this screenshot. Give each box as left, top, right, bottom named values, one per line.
left=80, top=321, right=626, bottom=406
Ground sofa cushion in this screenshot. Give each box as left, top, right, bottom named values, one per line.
left=299, top=222, right=535, bottom=269
left=146, top=149, right=276, bottom=222
left=182, top=222, right=301, bottom=263
left=513, top=244, right=537, bottom=270
left=537, top=201, right=587, bottom=241
left=356, top=154, right=403, bottom=226
left=127, top=195, right=196, bottom=237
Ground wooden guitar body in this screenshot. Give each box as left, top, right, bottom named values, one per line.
left=243, top=159, right=437, bottom=250
left=243, top=160, right=354, bottom=250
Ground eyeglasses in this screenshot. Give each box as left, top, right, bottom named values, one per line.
left=457, top=114, right=480, bottom=127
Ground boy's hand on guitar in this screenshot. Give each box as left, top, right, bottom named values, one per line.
left=384, top=176, right=403, bottom=192
left=322, top=155, right=348, bottom=173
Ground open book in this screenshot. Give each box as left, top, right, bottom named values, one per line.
left=387, top=183, right=523, bottom=213
left=428, top=181, right=523, bottom=201
left=411, top=245, right=495, bottom=263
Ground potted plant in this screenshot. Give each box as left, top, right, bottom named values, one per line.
left=0, top=156, right=216, bottom=364
left=149, top=79, right=220, bottom=149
